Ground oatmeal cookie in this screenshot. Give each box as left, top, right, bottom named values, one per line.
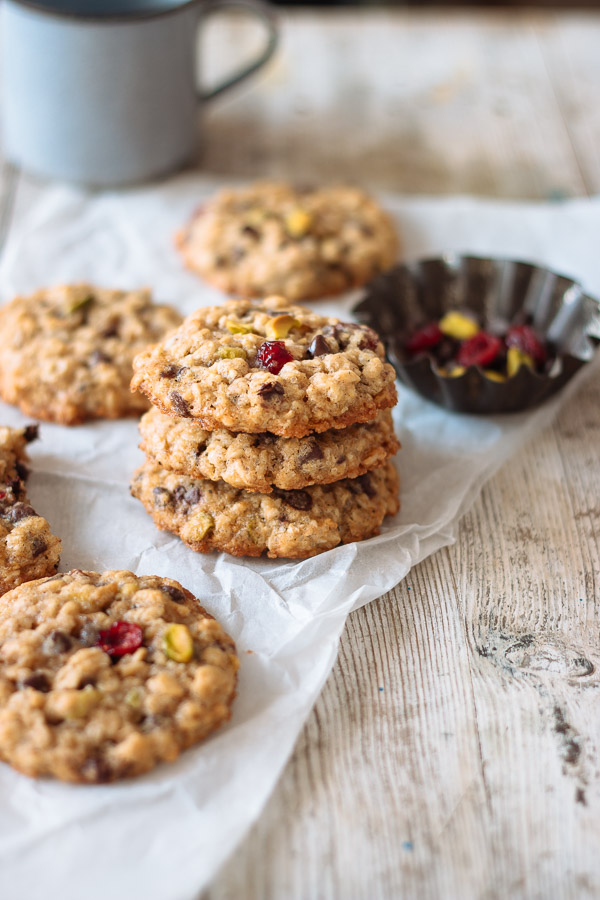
left=0, top=569, right=238, bottom=782
left=131, top=459, right=400, bottom=559
left=0, top=284, right=182, bottom=424
left=175, top=182, right=399, bottom=301
left=140, top=406, right=400, bottom=493
left=131, top=296, right=397, bottom=437
left=0, top=425, right=61, bottom=595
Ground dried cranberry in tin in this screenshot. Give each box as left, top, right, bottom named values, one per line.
left=404, top=323, right=443, bottom=355
left=457, top=332, right=502, bottom=368
left=505, top=324, right=547, bottom=366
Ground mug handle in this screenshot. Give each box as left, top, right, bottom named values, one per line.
left=198, top=0, right=279, bottom=103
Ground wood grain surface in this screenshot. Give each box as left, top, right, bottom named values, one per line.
left=2, top=9, right=599, bottom=900
left=201, top=9, right=597, bottom=198
left=200, top=10, right=600, bottom=900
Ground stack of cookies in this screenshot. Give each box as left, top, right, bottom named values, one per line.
left=130, top=296, right=401, bottom=559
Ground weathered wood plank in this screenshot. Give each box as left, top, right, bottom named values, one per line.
left=457, top=408, right=600, bottom=897
left=207, top=562, right=491, bottom=900
left=206, top=12, right=600, bottom=898
left=208, top=382, right=600, bottom=900
left=538, top=14, right=600, bottom=196
left=201, top=9, right=592, bottom=199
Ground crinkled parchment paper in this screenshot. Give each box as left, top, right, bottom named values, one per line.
left=0, top=179, right=597, bottom=900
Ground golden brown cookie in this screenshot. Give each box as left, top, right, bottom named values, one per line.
left=176, top=182, right=399, bottom=301
left=0, top=569, right=238, bottom=782
left=139, top=406, right=400, bottom=493
left=131, top=459, right=400, bottom=559
left=0, top=284, right=182, bottom=424
left=131, top=296, right=397, bottom=438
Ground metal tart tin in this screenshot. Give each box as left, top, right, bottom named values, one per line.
left=353, top=255, right=600, bottom=414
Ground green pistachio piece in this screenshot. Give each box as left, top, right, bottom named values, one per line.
left=217, top=347, right=247, bottom=360
left=125, top=687, right=144, bottom=708
left=265, top=315, right=300, bottom=340
left=226, top=319, right=254, bottom=335
left=66, top=294, right=94, bottom=315
left=193, top=512, right=214, bottom=540
left=246, top=516, right=261, bottom=542
left=163, top=624, right=194, bottom=663
left=180, top=511, right=214, bottom=547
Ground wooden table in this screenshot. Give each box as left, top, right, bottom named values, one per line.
left=3, top=9, right=599, bottom=899
left=201, top=10, right=600, bottom=899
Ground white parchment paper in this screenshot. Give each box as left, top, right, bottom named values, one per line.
left=0, top=179, right=597, bottom=900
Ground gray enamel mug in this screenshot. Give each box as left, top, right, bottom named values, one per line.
left=1, top=0, right=278, bottom=185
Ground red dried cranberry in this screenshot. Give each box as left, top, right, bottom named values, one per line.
left=256, top=341, right=293, bottom=375
left=457, top=332, right=502, bottom=368
left=505, top=324, right=547, bottom=366
left=404, top=323, right=443, bottom=355
left=97, top=622, right=143, bottom=658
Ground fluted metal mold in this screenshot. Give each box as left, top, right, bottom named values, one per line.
left=353, top=255, right=600, bottom=414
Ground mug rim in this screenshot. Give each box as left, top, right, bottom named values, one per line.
left=5, top=0, right=201, bottom=23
